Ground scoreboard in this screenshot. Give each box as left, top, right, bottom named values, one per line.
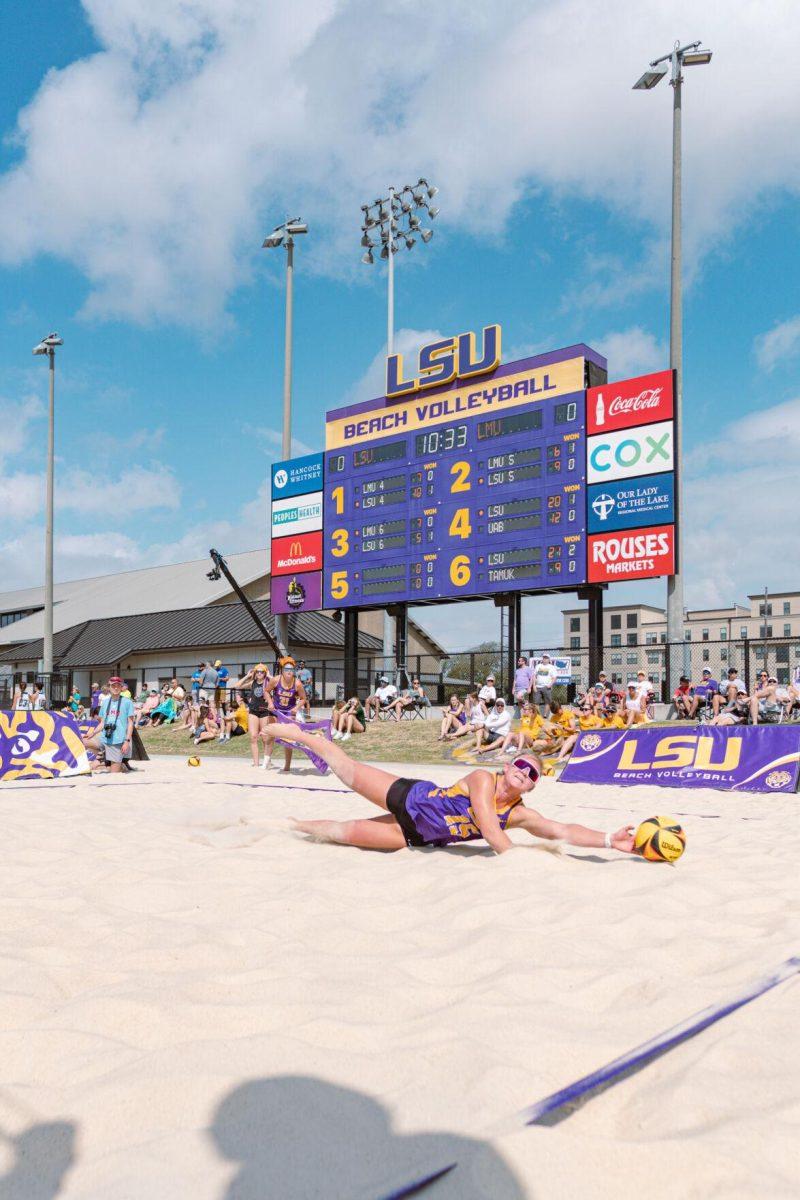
left=321, top=340, right=606, bottom=609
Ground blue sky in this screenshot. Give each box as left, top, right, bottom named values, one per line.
left=1, top=1, right=799, bottom=649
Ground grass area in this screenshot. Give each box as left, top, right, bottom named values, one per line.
left=139, top=714, right=447, bottom=765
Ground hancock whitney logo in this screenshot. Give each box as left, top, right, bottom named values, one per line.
left=591, top=494, right=616, bottom=522
left=274, top=469, right=288, bottom=490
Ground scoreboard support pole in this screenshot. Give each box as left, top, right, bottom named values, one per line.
left=578, top=585, right=606, bottom=689
left=344, top=609, right=359, bottom=700
left=388, top=604, right=409, bottom=689
left=494, top=593, right=521, bottom=701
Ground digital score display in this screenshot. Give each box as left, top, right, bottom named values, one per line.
left=323, top=387, right=588, bottom=607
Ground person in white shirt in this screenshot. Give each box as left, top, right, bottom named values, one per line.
left=635, top=670, right=654, bottom=706
left=365, top=676, right=398, bottom=721
left=478, top=675, right=497, bottom=706
left=12, top=680, right=33, bottom=710
left=624, top=681, right=649, bottom=726
left=532, top=655, right=558, bottom=715
left=475, top=698, right=512, bottom=754
left=712, top=667, right=747, bottom=716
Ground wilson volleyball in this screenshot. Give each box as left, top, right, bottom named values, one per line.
left=187, top=756, right=201, bottom=767
left=634, top=816, right=686, bottom=863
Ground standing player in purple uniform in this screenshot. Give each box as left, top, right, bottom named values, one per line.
left=265, top=657, right=308, bottom=773
left=263, top=724, right=636, bottom=854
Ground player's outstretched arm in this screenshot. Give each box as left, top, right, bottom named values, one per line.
left=512, top=808, right=635, bottom=852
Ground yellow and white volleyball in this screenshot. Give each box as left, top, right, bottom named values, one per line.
left=634, top=815, right=686, bottom=863
left=187, top=755, right=201, bottom=767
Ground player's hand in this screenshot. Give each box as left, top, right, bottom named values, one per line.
left=611, top=825, right=636, bottom=853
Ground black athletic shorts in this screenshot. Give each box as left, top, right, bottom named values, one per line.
left=386, top=777, right=426, bottom=847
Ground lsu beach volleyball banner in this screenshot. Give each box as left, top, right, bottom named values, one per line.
left=560, top=726, right=800, bottom=793
left=0, top=710, right=91, bottom=781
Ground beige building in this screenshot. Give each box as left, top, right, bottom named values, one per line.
left=561, top=591, right=800, bottom=690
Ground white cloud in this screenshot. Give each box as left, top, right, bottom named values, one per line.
left=681, top=396, right=800, bottom=606
left=58, top=464, right=182, bottom=513
left=0, top=2, right=799, bottom=325
left=240, top=425, right=315, bottom=458
left=592, top=326, right=667, bottom=380
left=754, top=314, right=800, bottom=370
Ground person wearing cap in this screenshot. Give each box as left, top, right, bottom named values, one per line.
left=364, top=675, right=398, bottom=722
left=475, top=698, right=513, bottom=755
left=532, top=655, right=558, bottom=715
left=672, top=675, right=693, bottom=719
left=213, top=659, right=229, bottom=710
left=624, top=680, right=649, bottom=727
left=635, top=670, right=654, bottom=702
left=688, top=668, right=718, bottom=719
left=234, top=663, right=274, bottom=766
left=197, top=660, right=219, bottom=711
left=82, top=676, right=135, bottom=772
left=265, top=725, right=636, bottom=855
left=478, top=675, right=497, bottom=706
left=712, top=667, right=746, bottom=716
left=710, top=686, right=750, bottom=726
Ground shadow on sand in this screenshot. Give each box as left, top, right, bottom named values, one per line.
left=209, top=1076, right=523, bottom=1199
left=0, top=1121, right=77, bottom=1200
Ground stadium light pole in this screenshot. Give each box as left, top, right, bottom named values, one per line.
left=634, top=40, right=712, bottom=686
left=263, top=217, right=308, bottom=652
left=361, top=179, right=439, bottom=658
left=32, top=333, right=63, bottom=683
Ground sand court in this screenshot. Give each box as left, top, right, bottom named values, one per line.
left=0, top=756, right=798, bottom=1197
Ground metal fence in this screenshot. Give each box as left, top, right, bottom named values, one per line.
left=2, top=637, right=798, bottom=710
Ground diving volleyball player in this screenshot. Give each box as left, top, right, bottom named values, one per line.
left=263, top=724, right=636, bottom=854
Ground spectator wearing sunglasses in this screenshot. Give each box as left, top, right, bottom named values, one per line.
left=268, top=725, right=637, bottom=856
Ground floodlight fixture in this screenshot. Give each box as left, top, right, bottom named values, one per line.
left=361, top=232, right=374, bottom=247
left=362, top=249, right=374, bottom=264
left=418, top=178, right=438, bottom=199
left=380, top=244, right=389, bottom=260
left=427, top=206, right=440, bottom=219
left=683, top=49, right=712, bottom=65
left=404, top=235, right=415, bottom=249
left=420, top=228, right=433, bottom=243
left=632, top=62, right=668, bottom=89
left=33, top=332, right=63, bottom=355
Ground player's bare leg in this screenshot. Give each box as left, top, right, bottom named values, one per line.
left=290, top=812, right=405, bottom=850
left=264, top=725, right=400, bottom=808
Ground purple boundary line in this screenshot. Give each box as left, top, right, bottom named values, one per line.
left=377, top=1162, right=457, bottom=1199
left=519, top=955, right=800, bottom=1126
left=328, top=343, right=606, bottom=422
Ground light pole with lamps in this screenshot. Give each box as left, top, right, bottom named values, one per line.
left=634, top=40, right=712, bottom=688
left=32, top=332, right=63, bottom=684
left=262, top=217, right=308, bottom=653
left=360, top=179, right=439, bottom=660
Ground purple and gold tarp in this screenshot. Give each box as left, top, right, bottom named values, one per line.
left=559, top=726, right=800, bottom=793
left=0, top=710, right=91, bottom=781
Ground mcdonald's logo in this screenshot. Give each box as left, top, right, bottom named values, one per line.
left=271, top=530, right=322, bottom=577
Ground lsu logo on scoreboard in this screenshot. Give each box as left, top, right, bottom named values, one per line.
left=386, top=324, right=501, bottom=400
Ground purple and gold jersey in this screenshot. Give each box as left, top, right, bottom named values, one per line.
left=272, top=677, right=298, bottom=714
left=403, top=776, right=520, bottom=846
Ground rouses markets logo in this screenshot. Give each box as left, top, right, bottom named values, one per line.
left=591, top=494, right=616, bottom=521
left=273, top=469, right=288, bottom=490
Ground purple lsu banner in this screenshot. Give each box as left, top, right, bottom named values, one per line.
left=560, top=726, right=800, bottom=793
left=0, top=710, right=91, bottom=781
left=273, top=710, right=332, bottom=774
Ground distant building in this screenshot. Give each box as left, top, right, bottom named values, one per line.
left=561, top=592, right=800, bottom=688
left=0, top=549, right=447, bottom=698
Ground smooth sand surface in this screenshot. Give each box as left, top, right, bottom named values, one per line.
left=1, top=754, right=798, bottom=1198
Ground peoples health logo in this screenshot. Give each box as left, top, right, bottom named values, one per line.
left=274, top=469, right=288, bottom=490
left=592, top=494, right=616, bottom=521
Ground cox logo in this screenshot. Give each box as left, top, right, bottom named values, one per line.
left=274, top=469, right=289, bottom=490
left=591, top=494, right=615, bottom=521
left=588, top=421, right=673, bottom=481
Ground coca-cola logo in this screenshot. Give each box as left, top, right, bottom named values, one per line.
left=607, top=388, right=663, bottom=416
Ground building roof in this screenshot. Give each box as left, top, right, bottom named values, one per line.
left=5, top=601, right=382, bottom=668
left=561, top=603, right=667, bottom=616
left=0, top=549, right=269, bottom=649
left=746, top=591, right=800, bottom=600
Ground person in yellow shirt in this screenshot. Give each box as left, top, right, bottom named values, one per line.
left=498, top=702, right=543, bottom=754
left=603, top=706, right=627, bottom=729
